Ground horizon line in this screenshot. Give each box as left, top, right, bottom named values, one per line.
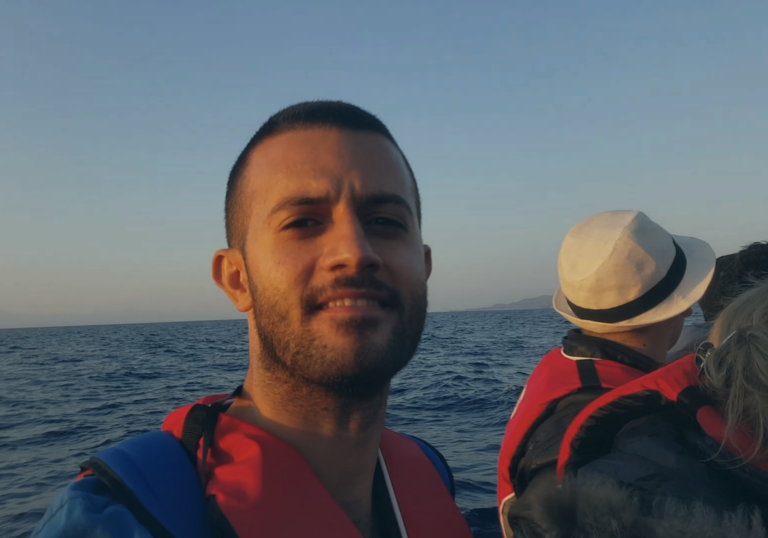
left=0, top=308, right=557, bottom=331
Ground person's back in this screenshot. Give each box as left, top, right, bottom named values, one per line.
left=509, top=281, right=768, bottom=538
left=497, top=210, right=715, bottom=537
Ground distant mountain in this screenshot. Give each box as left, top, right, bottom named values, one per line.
left=464, top=295, right=553, bottom=311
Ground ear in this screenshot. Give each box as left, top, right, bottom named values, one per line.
left=423, top=244, right=433, bottom=280
left=212, top=249, right=253, bottom=313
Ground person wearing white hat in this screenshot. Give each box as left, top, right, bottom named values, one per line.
left=497, top=210, right=715, bottom=538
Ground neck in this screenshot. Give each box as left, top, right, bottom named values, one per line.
left=583, top=328, right=668, bottom=363
left=227, top=357, right=389, bottom=538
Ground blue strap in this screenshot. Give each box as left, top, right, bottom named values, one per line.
left=87, top=431, right=209, bottom=538
left=401, top=434, right=455, bottom=498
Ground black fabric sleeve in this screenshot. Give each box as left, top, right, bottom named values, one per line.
left=505, top=468, right=570, bottom=538
left=514, top=388, right=607, bottom=495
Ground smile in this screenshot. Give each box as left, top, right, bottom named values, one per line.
left=320, top=298, right=381, bottom=309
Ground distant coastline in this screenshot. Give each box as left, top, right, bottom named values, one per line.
left=459, top=295, right=553, bottom=312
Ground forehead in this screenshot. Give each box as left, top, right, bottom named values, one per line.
left=240, top=128, right=415, bottom=218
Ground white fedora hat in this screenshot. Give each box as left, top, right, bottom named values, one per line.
left=553, top=210, right=716, bottom=333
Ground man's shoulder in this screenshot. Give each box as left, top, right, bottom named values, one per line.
left=161, top=402, right=194, bottom=437
left=35, top=429, right=211, bottom=538
left=161, top=393, right=231, bottom=437
left=526, top=347, right=569, bottom=379
left=32, top=477, right=152, bottom=538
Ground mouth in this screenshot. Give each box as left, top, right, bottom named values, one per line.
left=304, top=277, right=402, bottom=317
left=313, top=291, right=391, bottom=314
left=320, top=298, right=382, bottom=310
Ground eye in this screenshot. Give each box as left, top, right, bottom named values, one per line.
left=284, top=218, right=322, bottom=229
left=367, top=216, right=406, bottom=230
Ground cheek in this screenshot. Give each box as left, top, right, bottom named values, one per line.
left=386, top=248, right=429, bottom=289
left=250, top=242, right=315, bottom=290
left=671, top=318, right=686, bottom=341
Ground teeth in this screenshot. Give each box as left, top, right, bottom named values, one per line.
left=323, top=299, right=380, bottom=309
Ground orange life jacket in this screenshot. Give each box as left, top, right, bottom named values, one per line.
left=162, top=394, right=474, bottom=538
left=497, top=348, right=648, bottom=508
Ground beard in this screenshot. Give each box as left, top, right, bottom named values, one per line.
left=249, top=274, right=427, bottom=401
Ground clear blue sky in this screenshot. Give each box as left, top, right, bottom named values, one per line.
left=2, top=1, right=767, bottom=328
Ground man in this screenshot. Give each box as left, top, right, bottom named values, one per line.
left=496, top=210, right=715, bottom=538
left=668, top=241, right=768, bottom=361
left=34, top=101, right=474, bottom=538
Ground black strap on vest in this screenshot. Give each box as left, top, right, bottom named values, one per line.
left=576, top=359, right=601, bottom=388
left=180, top=387, right=243, bottom=538
left=180, top=405, right=212, bottom=468
left=566, top=239, right=688, bottom=324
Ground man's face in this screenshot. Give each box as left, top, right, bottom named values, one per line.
left=238, top=128, right=431, bottom=397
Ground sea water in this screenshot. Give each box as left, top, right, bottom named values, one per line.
left=0, top=309, right=704, bottom=537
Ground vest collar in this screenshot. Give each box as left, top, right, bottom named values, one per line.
left=562, top=329, right=661, bottom=373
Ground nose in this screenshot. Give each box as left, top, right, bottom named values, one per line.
left=320, top=214, right=382, bottom=275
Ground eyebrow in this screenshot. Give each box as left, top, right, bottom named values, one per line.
left=267, top=196, right=331, bottom=220
left=267, top=192, right=414, bottom=220
left=359, top=193, right=414, bottom=218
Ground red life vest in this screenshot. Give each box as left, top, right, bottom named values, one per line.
left=162, top=395, right=473, bottom=538
left=556, top=354, right=768, bottom=479
left=497, top=348, right=648, bottom=508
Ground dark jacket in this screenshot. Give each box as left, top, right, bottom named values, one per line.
left=508, top=471, right=765, bottom=538
left=578, top=408, right=768, bottom=517
left=511, top=330, right=660, bottom=496
left=508, top=388, right=768, bottom=537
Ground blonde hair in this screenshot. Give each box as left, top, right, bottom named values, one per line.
left=701, top=280, right=768, bottom=461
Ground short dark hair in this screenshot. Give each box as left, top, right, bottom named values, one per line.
left=699, top=241, right=768, bottom=321
left=225, top=100, right=421, bottom=250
